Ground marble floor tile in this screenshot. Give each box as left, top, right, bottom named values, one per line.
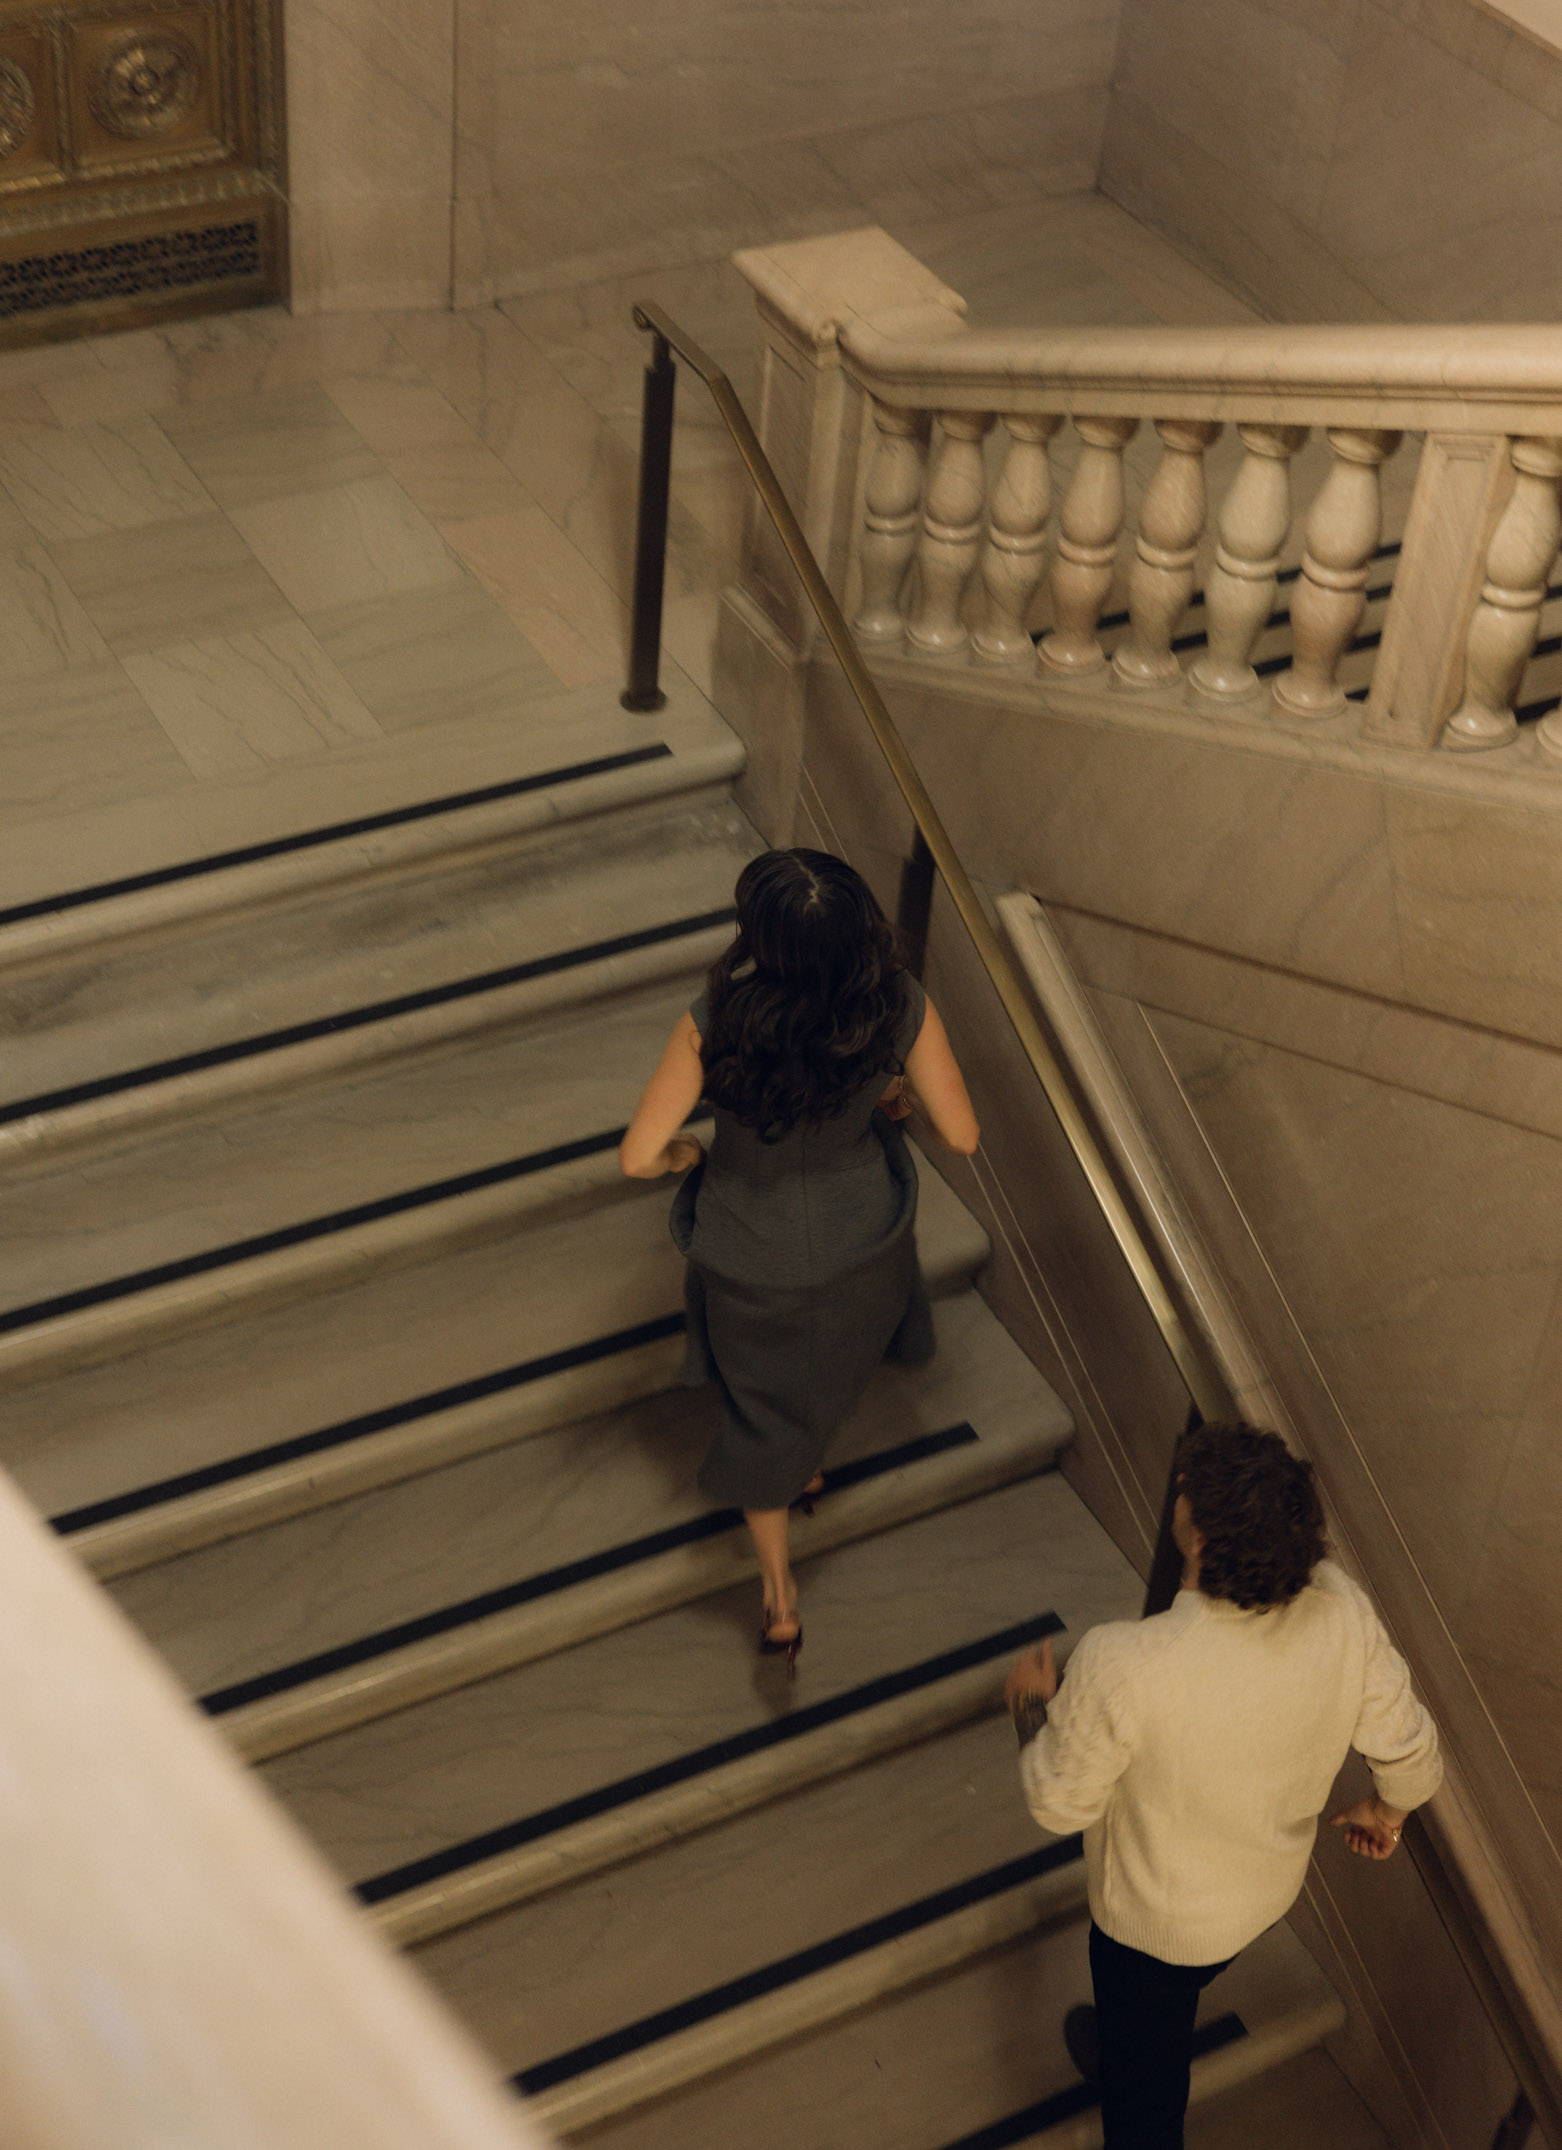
left=43, top=510, right=293, bottom=656
left=0, top=503, right=114, bottom=680
left=121, top=619, right=385, bottom=781
left=0, top=384, right=61, bottom=436
left=323, top=375, right=528, bottom=523
left=0, top=416, right=215, bottom=544
left=230, top=476, right=464, bottom=613
left=34, top=348, right=183, bottom=429
left=387, top=307, right=572, bottom=445
left=436, top=500, right=627, bottom=689
left=304, top=582, right=559, bottom=730
left=159, top=383, right=385, bottom=508
left=0, top=661, right=190, bottom=820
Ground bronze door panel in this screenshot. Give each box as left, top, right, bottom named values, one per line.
left=0, top=0, right=283, bottom=341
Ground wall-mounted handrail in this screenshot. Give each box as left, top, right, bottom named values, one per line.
left=624, top=297, right=1562, bottom=2142
left=624, top=299, right=1231, bottom=1478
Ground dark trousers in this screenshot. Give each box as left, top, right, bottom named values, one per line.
left=1089, top=1921, right=1235, bottom=2150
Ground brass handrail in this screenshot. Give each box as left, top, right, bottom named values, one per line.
left=627, top=299, right=1229, bottom=1436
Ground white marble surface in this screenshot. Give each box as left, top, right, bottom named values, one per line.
left=0, top=194, right=1262, bottom=881
left=1103, top=0, right=1562, bottom=322
left=111, top=1279, right=1047, bottom=1701
left=0, top=795, right=747, bottom=1103
left=264, top=1461, right=1134, bottom=1886
left=0, top=972, right=699, bottom=1311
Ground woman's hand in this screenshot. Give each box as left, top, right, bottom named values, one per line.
left=1330, top=1796, right=1408, bottom=1860
left=620, top=1014, right=707, bottom=1178
left=878, top=1076, right=915, bottom=1122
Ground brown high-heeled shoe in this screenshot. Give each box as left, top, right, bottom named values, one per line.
left=759, top=1604, right=803, bottom=1675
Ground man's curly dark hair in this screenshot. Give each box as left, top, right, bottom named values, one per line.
left=1178, top=1421, right=1326, bottom=1610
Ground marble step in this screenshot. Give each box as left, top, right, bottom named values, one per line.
left=55, top=1150, right=988, bottom=1577
left=109, top=1274, right=1030, bottom=1698
left=0, top=977, right=708, bottom=1328
left=262, top=1468, right=1142, bottom=1908
left=369, top=1611, right=1066, bottom=1948
left=0, top=1123, right=647, bottom=1392
left=398, top=1695, right=1084, bottom=2129
left=0, top=907, right=736, bottom=1177
left=574, top=1906, right=1344, bottom=2150
left=0, top=789, right=754, bottom=1161
left=520, top=1842, right=1090, bottom=2137
left=0, top=674, right=741, bottom=980
left=206, top=1396, right=1062, bottom=1764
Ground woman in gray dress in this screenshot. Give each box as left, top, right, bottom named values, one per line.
left=620, top=849, right=978, bottom=1668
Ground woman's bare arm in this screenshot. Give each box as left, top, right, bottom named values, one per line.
left=619, top=1013, right=707, bottom=1178
left=903, top=999, right=980, bottom=1154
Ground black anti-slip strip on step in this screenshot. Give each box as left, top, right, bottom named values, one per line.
left=0, top=1125, right=626, bottom=1338
left=514, top=1835, right=1086, bottom=2096
left=0, top=746, right=673, bottom=930
left=51, top=1311, right=688, bottom=1537
left=930, top=2015, right=1248, bottom=2150
left=0, top=908, right=736, bottom=1127
left=356, top=1608, right=1065, bottom=1906
left=201, top=1421, right=978, bottom=1718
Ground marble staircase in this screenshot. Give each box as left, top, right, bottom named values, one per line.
left=0, top=670, right=1379, bottom=2147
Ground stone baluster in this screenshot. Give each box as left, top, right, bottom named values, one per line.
left=1039, top=416, right=1139, bottom=676
left=854, top=401, right=928, bottom=643
left=1188, top=424, right=1308, bottom=702
left=905, top=411, right=994, bottom=653
left=972, top=415, right=1061, bottom=664
left=1272, top=429, right=1402, bottom=720
left=1446, top=437, right=1562, bottom=753
left=1113, top=419, right=1223, bottom=688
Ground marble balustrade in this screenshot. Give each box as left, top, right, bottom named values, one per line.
left=830, top=316, right=1562, bottom=758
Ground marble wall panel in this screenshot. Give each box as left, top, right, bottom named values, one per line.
left=1102, top=0, right=1562, bottom=320
left=287, top=0, right=1126, bottom=312
left=285, top=0, right=456, bottom=312
left=467, top=0, right=1122, bottom=300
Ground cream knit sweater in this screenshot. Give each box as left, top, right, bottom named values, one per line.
left=1020, top=1561, right=1443, bottom=1965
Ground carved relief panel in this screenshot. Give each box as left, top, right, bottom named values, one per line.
left=0, top=0, right=283, bottom=340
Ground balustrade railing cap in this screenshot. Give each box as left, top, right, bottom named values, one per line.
left=733, top=227, right=965, bottom=351
left=837, top=317, right=1562, bottom=432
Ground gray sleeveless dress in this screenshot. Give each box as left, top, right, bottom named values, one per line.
left=669, top=977, right=935, bottom=1509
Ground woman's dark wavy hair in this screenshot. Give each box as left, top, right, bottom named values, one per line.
left=1177, top=1420, right=1327, bottom=1610
left=700, top=848, right=909, bottom=1142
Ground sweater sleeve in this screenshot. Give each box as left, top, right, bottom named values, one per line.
left=1019, top=1628, right=1132, bottom=1836
left=1349, top=1588, right=1444, bottom=1812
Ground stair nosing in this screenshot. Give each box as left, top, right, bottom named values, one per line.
left=0, top=1131, right=656, bottom=1391
left=523, top=1840, right=1088, bottom=2136
left=0, top=731, right=745, bottom=977
left=215, top=1416, right=1063, bottom=1762
left=368, top=1612, right=1065, bottom=1946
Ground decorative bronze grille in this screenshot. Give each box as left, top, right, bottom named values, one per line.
left=0, top=211, right=259, bottom=315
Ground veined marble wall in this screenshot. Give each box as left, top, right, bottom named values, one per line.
left=284, top=0, right=1123, bottom=313
left=1100, top=0, right=1562, bottom=321
left=778, top=654, right=1554, bottom=2146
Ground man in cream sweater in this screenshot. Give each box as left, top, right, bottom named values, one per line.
left=1005, top=1420, right=1442, bottom=2147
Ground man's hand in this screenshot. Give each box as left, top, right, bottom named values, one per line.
left=1005, top=1639, right=1059, bottom=1711
left=1330, top=1796, right=1408, bottom=1861
left=1005, top=1639, right=1058, bottom=1748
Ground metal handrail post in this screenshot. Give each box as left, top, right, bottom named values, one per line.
left=621, top=331, right=675, bottom=713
